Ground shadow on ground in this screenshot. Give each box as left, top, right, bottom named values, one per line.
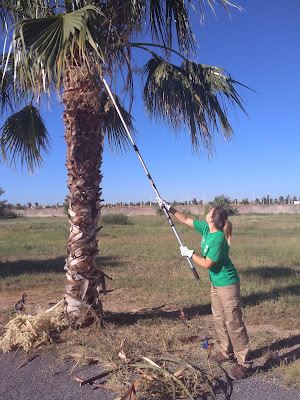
left=241, top=284, right=299, bottom=307
left=104, top=303, right=212, bottom=325
left=241, top=265, right=299, bottom=279
left=0, top=257, right=66, bottom=277
left=0, top=256, right=124, bottom=277
left=104, top=281, right=300, bottom=326
left=251, top=334, right=300, bottom=372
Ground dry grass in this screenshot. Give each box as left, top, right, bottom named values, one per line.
left=0, top=213, right=300, bottom=395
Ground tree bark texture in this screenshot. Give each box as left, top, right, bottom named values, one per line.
left=62, top=61, right=104, bottom=320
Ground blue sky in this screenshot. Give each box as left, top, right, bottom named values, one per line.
left=1, top=0, right=300, bottom=206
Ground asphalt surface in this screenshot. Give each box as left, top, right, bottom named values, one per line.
left=1, top=351, right=300, bottom=400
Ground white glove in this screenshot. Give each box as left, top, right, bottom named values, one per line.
left=180, top=245, right=195, bottom=259
left=156, top=197, right=171, bottom=211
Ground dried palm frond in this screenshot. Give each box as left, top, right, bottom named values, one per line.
left=0, top=301, right=67, bottom=352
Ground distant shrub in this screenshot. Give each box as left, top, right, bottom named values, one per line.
left=0, top=186, right=17, bottom=218
left=156, top=206, right=164, bottom=216
left=1, top=211, right=18, bottom=219
left=210, top=194, right=239, bottom=216
left=204, top=205, right=210, bottom=215
left=63, top=202, right=69, bottom=215
left=101, top=214, right=131, bottom=225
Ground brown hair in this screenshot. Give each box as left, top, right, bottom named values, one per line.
left=212, top=207, right=232, bottom=245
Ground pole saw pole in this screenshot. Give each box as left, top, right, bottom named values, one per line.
left=103, top=78, right=200, bottom=280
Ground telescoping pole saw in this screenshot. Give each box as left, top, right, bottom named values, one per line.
left=103, top=78, right=200, bottom=280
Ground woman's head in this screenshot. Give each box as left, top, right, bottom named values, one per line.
left=208, top=207, right=232, bottom=244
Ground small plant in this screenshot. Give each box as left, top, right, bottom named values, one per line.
left=101, top=214, right=131, bottom=225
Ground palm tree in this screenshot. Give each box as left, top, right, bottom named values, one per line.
left=0, top=0, right=249, bottom=322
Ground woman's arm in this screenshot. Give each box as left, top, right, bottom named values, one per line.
left=180, top=246, right=215, bottom=269
left=192, top=254, right=215, bottom=270
left=169, top=207, right=194, bottom=227
left=157, top=198, right=194, bottom=227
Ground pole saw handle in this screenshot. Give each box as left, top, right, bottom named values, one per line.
left=162, top=207, right=200, bottom=280
left=187, top=258, right=200, bottom=280
left=103, top=78, right=199, bottom=281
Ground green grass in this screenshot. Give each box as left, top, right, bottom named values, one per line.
left=0, top=213, right=299, bottom=392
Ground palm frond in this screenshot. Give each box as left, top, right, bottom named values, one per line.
left=143, top=55, right=248, bottom=155
left=102, top=92, right=136, bottom=154
left=148, top=0, right=197, bottom=57
left=11, top=5, right=106, bottom=96
left=0, top=0, right=54, bottom=29
left=0, top=67, right=14, bottom=116
left=0, top=105, right=51, bottom=172
left=202, top=0, right=243, bottom=18
left=0, top=52, right=27, bottom=114
left=147, top=0, right=242, bottom=57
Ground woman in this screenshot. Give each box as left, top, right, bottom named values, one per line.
left=158, top=199, right=252, bottom=380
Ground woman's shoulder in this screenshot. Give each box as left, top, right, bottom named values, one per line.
left=193, top=220, right=209, bottom=234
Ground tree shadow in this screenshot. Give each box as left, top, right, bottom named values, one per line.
left=251, top=334, right=300, bottom=373
left=0, top=257, right=66, bottom=277
left=0, top=256, right=124, bottom=277
left=240, top=284, right=300, bottom=307
left=104, top=303, right=213, bottom=326
left=96, top=256, right=126, bottom=270
left=251, top=334, right=300, bottom=360
left=241, top=265, right=298, bottom=279
left=104, top=282, right=300, bottom=326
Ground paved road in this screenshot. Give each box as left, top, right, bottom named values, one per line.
left=1, top=351, right=299, bottom=400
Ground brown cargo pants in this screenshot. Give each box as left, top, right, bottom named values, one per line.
left=211, top=282, right=251, bottom=367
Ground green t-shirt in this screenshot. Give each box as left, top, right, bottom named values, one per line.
left=193, top=220, right=239, bottom=287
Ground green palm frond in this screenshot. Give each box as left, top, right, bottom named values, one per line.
left=148, top=0, right=196, bottom=57
left=143, top=55, right=248, bottom=155
left=147, top=0, right=242, bottom=57
left=12, top=5, right=106, bottom=95
left=102, top=92, right=136, bottom=154
left=0, top=0, right=55, bottom=29
left=0, top=68, right=14, bottom=116
left=0, top=105, right=51, bottom=172
left=0, top=53, right=26, bottom=114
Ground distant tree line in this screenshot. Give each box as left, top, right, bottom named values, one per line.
left=235, top=194, right=298, bottom=205
left=0, top=186, right=63, bottom=217
left=103, top=194, right=299, bottom=208
left=6, top=202, right=62, bottom=210
left=1, top=189, right=299, bottom=217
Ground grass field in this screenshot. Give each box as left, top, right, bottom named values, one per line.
left=0, top=213, right=299, bottom=395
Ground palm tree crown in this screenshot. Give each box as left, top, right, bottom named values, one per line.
left=1, top=0, right=247, bottom=166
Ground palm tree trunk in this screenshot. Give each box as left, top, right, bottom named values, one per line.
left=62, top=61, right=105, bottom=322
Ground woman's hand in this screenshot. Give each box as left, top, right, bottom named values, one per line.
left=180, top=245, right=195, bottom=258
left=157, top=197, right=171, bottom=211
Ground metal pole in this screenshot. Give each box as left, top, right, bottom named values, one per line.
left=103, top=78, right=199, bottom=280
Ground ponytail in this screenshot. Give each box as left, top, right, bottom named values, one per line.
left=212, top=206, right=233, bottom=245
left=224, top=219, right=232, bottom=246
